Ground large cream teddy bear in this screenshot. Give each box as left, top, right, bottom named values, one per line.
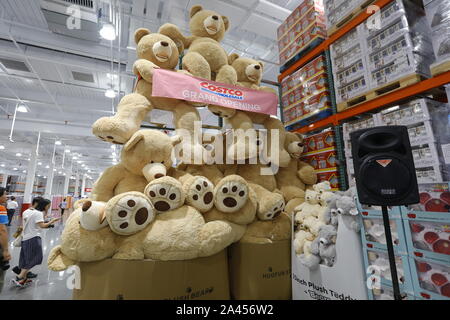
left=90, top=129, right=215, bottom=231
left=159, top=5, right=236, bottom=83
left=92, top=29, right=204, bottom=160
left=208, top=54, right=290, bottom=167
left=277, top=132, right=317, bottom=214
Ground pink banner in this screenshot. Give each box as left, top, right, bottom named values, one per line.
left=151, top=69, right=278, bottom=116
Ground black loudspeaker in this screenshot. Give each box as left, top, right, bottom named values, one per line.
left=350, top=126, right=420, bottom=206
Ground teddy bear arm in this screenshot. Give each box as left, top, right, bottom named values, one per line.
left=47, top=245, right=75, bottom=271
left=133, top=59, right=159, bottom=83
left=297, top=161, right=318, bottom=185
left=158, top=23, right=194, bottom=49
left=263, top=117, right=290, bottom=168
left=91, top=166, right=124, bottom=202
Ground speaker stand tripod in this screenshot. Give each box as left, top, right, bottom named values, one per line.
left=381, top=205, right=402, bottom=300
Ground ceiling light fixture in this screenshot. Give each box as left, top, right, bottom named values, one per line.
left=17, top=104, right=29, bottom=113
left=38, top=162, right=42, bottom=165
left=16, top=153, right=22, bottom=157
left=65, top=149, right=70, bottom=153
left=105, top=88, right=116, bottom=98
left=0, top=145, right=4, bottom=150
left=13, top=168, right=17, bottom=171
left=100, top=23, right=116, bottom=41
left=45, top=165, right=50, bottom=169
left=55, top=140, right=62, bottom=145
left=0, top=164, right=5, bottom=167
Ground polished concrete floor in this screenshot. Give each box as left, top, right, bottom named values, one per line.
left=0, top=213, right=72, bottom=300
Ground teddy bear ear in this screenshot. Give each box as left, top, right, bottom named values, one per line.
left=134, top=28, right=151, bottom=45
left=190, top=5, right=203, bottom=18
left=124, top=132, right=144, bottom=151
left=258, top=61, right=264, bottom=70
left=228, top=53, right=239, bottom=65
left=170, top=135, right=182, bottom=146
left=222, top=16, right=230, bottom=31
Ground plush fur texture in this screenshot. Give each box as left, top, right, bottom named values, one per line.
left=208, top=55, right=290, bottom=167
left=112, top=205, right=244, bottom=261
left=47, top=207, right=117, bottom=271
left=240, top=212, right=291, bottom=244
left=159, top=5, right=234, bottom=81
left=92, top=29, right=204, bottom=159
left=277, top=132, right=317, bottom=213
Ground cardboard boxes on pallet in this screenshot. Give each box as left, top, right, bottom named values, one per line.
left=281, top=55, right=332, bottom=127
left=424, top=0, right=450, bottom=76
left=324, top=0, right=374, bottom=36
left=278, top=0, right=326, bottom=66
left=73, top=251, right=230, bottom=300
left=228, top=241, right=292, bottom=300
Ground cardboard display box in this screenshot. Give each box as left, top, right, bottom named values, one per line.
left=73, top=251, right=230, bottom=300
left=228, top=240, right=292, bottom=300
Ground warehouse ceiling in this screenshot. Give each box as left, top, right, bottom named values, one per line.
left=0, top=0, right=299, bottom=182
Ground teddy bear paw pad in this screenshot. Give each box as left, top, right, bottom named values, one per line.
left=145, top=181, right=184, bottom=213
left=186, top=177, right=214, bottom=213
left=259, top=199, right=285, bottom=221
left=108, top=194, right=155, bottom=235
left=215, top=180, right=249, bottom=213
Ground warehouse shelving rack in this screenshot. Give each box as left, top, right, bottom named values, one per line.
left=278, top=0, right=450, bottom=135
left=277, top=0, right=450, bottom=190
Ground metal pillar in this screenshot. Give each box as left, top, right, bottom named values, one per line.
left=44, top=163, right=55, bottom=199
left=23, top=142, right=38, bottom=211
left=1, top=174, right=7, bottom=188
left=81, top=174, right=86, bottom=197
left=74, top=172, right=80, bottom=198
left=63, top=170, right=71, bottom=196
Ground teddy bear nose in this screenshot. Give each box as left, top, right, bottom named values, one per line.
left=160, top=41, right=169, bottom=47
left=154, top=173, right=165, bottom=179
left=298, top=142, right=303, bottom=147
left=254, top=65, right=260, bottom=70
left=212, top=15, right=219, bottom=20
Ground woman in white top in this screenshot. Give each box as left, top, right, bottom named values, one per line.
left=6, top=196, right=18, bottom=226
left=14, top=198, right=59, bottom=287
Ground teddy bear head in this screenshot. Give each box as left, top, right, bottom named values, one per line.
left=318, top=224, right=337, bottom=246
left=336, top=196, right=358, bottom=216
left=134, top=28, right=180, bottom=70
left=228, top=53, right=264, bottom=86
left=284, top=132, right=305, bottom=159
left=121, top=130, right=181, bottom=180
left=305, top=189, right=318, bottom=204
left=189, top=5, right=230, bottom=42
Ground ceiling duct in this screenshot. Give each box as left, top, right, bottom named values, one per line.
left=40, top=0, right=103, bottom=42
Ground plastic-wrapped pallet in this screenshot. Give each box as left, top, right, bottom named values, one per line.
left=360, top=0, right=435, bottom=89
left=330, top=26, right=371, bottom=108
left=377, top=98, right=450, bottom=183
left=424, top=0, right=450, bottom=75
left=277, top=0, right=326, bottom=66
left=324, top=0, right=375, bottom=36
left=281, top=55, right=331, bottom=129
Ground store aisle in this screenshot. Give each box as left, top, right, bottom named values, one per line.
left=0, top=219, right=72, bottom=300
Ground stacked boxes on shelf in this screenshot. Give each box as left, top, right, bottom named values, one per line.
left=300, top=128, right=340, bottom=190
left=281, top=55, right=332, bottom=130
left=324, top=0, right=375, bottom=36
left=358, top=198, right=415, bottom=299
left=401, top=182, right=450, bottom=300
left=361, top=0, right=434, bottom=89
left=330, top=26, right=371, bottom=108
left=424, top=0, right=450, bottom=75
left=332, top=0, right=436, bottom=111
left=377, top=98, right=449, bottom=184
left=278, top=0, right=326, bottom=68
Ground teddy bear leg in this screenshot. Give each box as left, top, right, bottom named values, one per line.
left=178, top=174, right=215, bottom=213
left=249, top=183, right=285, bottom=221
left=105, top=192, right=155, bottom=236
left=182, top=51, right=211, bottom=80
left=198, top=220, right=245, bottom=256
left=280, top=186, right=305, bottom=203
left=225, top=112, right=259, bottom=161
left=92, top=93, right=152, bottom=145
left=286, top=197, right=305, bottom=215
left=214, top=175, right=250, bottom=213
left=144, top=178, right=185, bottom=214
left=262, top=117, right=290, bottom=168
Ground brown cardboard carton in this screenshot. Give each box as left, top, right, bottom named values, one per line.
left=228, top=240, right=292, bottom=300
left=73, top=250, right=229, bottom=300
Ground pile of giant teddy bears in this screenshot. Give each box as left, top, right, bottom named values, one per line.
left=48, top=5, right=326, bottom=271
left=293, top=184, right=361, bottom=270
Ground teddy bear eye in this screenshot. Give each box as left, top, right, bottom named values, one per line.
left=151, top=161, right=154, bottom=164
left=161, top=161, right=164, bottom=164
left=337, top=208, right=343, bottom=214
